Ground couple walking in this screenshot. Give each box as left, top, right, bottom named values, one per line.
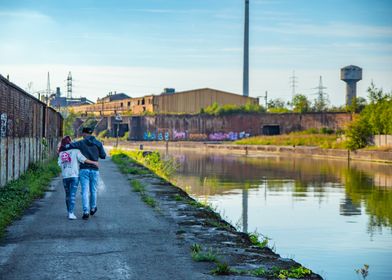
left=58, top=127, right=106, bottom=220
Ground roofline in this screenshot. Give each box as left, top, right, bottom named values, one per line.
left=158, top=88, right=258, bottom=99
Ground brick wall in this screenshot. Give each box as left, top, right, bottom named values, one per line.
left=0, top=75, right=63, bottom=187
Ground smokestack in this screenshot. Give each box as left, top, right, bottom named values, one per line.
left=243, top=0, right=249, bottom=97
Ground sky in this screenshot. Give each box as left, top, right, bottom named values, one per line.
left=0, top=0, right=391, bottom=106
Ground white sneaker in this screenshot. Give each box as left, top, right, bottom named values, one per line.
left=68, top=213, right=77, bottom=220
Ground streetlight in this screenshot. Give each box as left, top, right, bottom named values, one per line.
left=114, top=113, right=122, bottom=147
left=257, top=91, right=268, bottom=109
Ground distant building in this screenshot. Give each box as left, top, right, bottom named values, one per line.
left=49, top=87, right=93, bottom=108
left=69, top=88, right=258, bottom=116
left=97, top=92, right=130, bottom=103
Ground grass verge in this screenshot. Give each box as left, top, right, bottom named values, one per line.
left=0, top=160, right=60, bottom=238
left=235, top=132, right=346, bottom=149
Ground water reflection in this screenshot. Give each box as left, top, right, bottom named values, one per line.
left=173, top=153, right=392, bottom=233
left=168, top=151, right=392, bottom=280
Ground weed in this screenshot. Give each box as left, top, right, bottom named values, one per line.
left=0, top=159, right=60, bottom=238
left=173, top=194, right=183, bottom=201
left=211, top=262, right=233, bottom=275
left=248, top=231, right=270, bottom=248
left=355, top=264, right=369, bottom=280
left=131, top=180, right=144, bottom=192
left=141, top=194, right=156, bottom=208
left=190, top=243, right=202, bottom=253
left=192, top=248, right=218, bottom=262
left=250, top=267, right=267, bottom=277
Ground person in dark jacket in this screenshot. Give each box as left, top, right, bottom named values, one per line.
left=61, top=127, right=106, bottom=220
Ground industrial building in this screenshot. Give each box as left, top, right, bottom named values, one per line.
left=69, top=88, right=258, bottom=116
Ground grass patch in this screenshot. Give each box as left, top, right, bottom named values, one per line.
left=131, top=179, right=145, bottom=192
left=190, top=244, right=218, bottom=262
left=211, top=262, right=234, bottom=275
left=235, top=132, right=347, bottom=149
left=191, top=251, right=217, bottom=262
left=173, top=194, right=183, bottom=201
left=141, top=194, right=156, bottom=208
left=0, top=160, right=60, bottom=238
left=111, top=149, right=177, bottom=181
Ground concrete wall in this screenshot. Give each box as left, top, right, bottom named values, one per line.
left=0, top=74, right=63, bottom=187
left=373, top=135, right=392, bottom=147
left=124, top=112, right=351, bottom=141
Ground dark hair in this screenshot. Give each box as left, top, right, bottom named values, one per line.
left=60, top=136, right=72, bottom=149
left=82, top=127, right=93, bottom=134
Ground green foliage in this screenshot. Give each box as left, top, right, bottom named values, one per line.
left=131, top=179, right=145, bottom=192
left=346, top=97, right=367, bottom=113
left=345, top=117, right=372, bottom=150
left=111, top=150, right=177, bottom=180
left=0, top=160, right=60, bottom=238
left=211, top=262, right=233, bottom=275
left=141, top=194, right=156, bottom=208
left=267, top=98, right=290, bottom=113
left=345, top=84, right=392, bottom=150
left=190, top=243, right=202, bottom=253
left=291, top=94, right=311, bottom=113
left=272, top=266, right=312, bottom=279
left=200, top=102, right=265, bottom=116
left=192, top=249, right=218, bottom=262
left=248, top=231, right=270, bottom=248
left=62, top=111, right=77, bottom=137
left=235, top=133, right=344, bottom=149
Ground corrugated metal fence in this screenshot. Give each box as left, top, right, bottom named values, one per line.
left=0, top=74, right=63, bottom=187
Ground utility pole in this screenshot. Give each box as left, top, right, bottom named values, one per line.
left=243, top=0, right=249, bottom=97
left=46, top=72, right=51, bottom=105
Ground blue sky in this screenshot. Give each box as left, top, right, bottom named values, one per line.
left=0, top=0, right=391, bottom=105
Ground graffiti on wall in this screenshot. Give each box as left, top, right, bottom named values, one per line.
left=0, top=113, right=7, bottom=138
left=208, top=131, right=250, bottom=141
left=142, top=129, right=249, bottom=142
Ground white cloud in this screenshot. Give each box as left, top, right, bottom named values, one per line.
left=0, top=10, right=52, bottom=21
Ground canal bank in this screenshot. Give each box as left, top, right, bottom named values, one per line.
left=110, top=150, right=322, bottom=279
left=107, top=141, right=392, bottom=164
left=0, top=155, right=321, bottom=279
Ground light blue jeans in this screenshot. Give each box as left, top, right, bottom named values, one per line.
left=62, top=177, right=79, bottom=214
left=79, top=169, right=99, bottom=214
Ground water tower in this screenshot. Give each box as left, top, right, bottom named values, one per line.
left=340, top=65, right=362, bottom=106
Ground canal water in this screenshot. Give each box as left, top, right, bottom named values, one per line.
left=167, top=150, right=392, bottom=280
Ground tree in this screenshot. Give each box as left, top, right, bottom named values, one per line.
left=267, top=98, right=290, bottom=113
left=62, top=110, right=77, bottom=137
left=291, top=94, right=310, bottom=113
left=312, top=94, right=329, bottom=112
left=346, top=97, right=367, bottom=113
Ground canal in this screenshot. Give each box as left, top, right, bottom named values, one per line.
left=167, top=150, right=392, bottom=280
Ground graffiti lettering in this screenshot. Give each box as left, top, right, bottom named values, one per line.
left=0, top=113, right=7, bottom=138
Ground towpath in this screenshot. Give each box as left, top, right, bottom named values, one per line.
left=0, top=157, right=214, bottom=279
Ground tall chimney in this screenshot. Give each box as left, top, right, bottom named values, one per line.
left=243, top=0, right=250, bottom=97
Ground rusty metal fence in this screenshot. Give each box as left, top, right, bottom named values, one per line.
left=0, top=74, right=63, bottom=187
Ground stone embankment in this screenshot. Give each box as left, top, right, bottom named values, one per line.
left=107, top=141, right=392, bottom=164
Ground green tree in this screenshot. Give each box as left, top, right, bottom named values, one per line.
left=267, top=98, right=290, bottom=113
left=62, top=110, right=77, bottom=137
left=291, top=94, right=310, bottom=113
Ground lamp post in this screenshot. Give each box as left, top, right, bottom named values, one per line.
left=257, top=91, right=268, bottom=109
left=115, top=113, right=122, bottom=148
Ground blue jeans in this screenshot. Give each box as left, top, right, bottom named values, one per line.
left=79, top=169, right=99, bottom=214
left=62, top=177, right=79, bottom=214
